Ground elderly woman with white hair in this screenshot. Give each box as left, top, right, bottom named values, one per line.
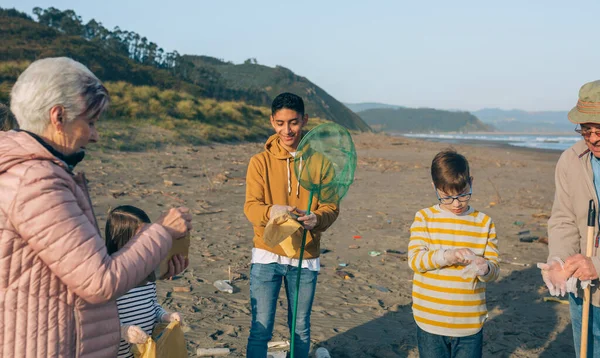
left=0, top=57, right=193, bottom=357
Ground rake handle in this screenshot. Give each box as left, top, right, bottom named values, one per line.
left=581, top=199, right=595, bottom=358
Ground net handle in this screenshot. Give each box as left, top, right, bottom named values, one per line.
left=290, top=190, right=314, bottom=358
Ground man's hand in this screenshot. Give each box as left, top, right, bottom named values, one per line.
left=295, top=209, right=317, bottom=230
left=161, top=254, right=189, bottom=280
left=564, top=254, right=599, bottom=281
left=537, top=258, right=570, bottom=296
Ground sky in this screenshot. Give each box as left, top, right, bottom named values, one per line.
left=2, top=0, right=599, bottom=111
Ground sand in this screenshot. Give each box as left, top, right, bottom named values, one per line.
left=80, top=132, right=572, bottom=357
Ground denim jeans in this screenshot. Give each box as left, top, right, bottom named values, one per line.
left=568, top=293, right=600, bottom=358
left=246, top=263, right=318, bottom=358
left=416, top=325, right=483, bottom=358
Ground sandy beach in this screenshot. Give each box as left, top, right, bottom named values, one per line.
left=81, top=132, right=571, bottom=357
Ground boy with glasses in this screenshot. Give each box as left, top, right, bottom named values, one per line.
left=408, top=149, right=499, bottom=358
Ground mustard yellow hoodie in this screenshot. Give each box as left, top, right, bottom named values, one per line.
left=244, top=133, right=339, bottom=259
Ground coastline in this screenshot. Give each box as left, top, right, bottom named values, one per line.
left=401, top=136, right=568, bottom=154
left=388, top=132, right=579, bottom=153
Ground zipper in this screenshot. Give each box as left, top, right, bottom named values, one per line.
left=74, top=308, right=81, bottom=357
left=73, top=173, right=98, bottom=358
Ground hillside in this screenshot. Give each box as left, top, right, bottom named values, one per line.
left=473, top=108, right=572, bottom=133
left=184, top=56, right=370, bottom=131
left=358, top=107, right=491, bottom=133
left=0, top=7, right=369, bottom=143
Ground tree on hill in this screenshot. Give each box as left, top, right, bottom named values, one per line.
left=0, top=6, right=371, bottom=131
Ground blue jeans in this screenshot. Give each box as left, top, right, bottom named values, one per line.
left=416, top=325, right=483, bottom=358
left=246, top=263, right=318, bottom=358
left=568, top=293, right=600, bottom=358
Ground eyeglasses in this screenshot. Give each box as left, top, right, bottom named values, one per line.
left=575, top=126, right=600, bottom=138
left=435, top=187, right=472, bottom=204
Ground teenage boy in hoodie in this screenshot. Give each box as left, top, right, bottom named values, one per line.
left=244, top=92, right=339, bottom=357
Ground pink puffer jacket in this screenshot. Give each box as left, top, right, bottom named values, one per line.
left=0, top=131, right=172, bottom=357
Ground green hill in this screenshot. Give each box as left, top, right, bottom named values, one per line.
left=0, top=7, right=370, bottom=136
left=184, top=55, right=371, bottom=131
left=473, top=108, right=572, bottom=133
left=358, top=107, right=492, bottom=133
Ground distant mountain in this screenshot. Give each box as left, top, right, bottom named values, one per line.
left=344, top=102, right=403, bottom=112
left=358, top=107, right=491, bottom=133
left=473, top=108, right=571, bottom=132
left=184, top=56, right=371, bottom=131
left=347, top=102, right=574, bottom=133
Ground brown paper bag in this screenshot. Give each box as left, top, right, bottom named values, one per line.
left=263, top=213, right=303, bottom=248
left=158, top=232, right=190, bottom=278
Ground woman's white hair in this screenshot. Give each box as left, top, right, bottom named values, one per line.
left=10, top=57, right=109, bottom=134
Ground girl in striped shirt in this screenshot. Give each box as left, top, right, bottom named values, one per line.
left=408, top=150, right=499, bottom=358
left=105, top=205, right=182, bottom=358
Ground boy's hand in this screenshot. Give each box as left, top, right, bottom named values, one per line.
left=121, top=325, right=149, bottom=344
left=443, top=248, right=476, bottom=265
left=460, top=255, right=489, bottom=278
left=269, top=205, right=295, bottom=219
left=295, top=209, right=317, bottom=230
left=465, top=255, right=490, bottom=276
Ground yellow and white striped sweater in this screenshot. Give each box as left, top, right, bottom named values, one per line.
left=408, top=205, right=499, bottom=337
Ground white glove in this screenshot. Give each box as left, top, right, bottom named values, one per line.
left=269, top=205, right=295, bottom=220
left=161, top=312, right=182, bottom=323
left=537, top=257, right=570, bottom=297
left=441, top=248, right=476, bottom=266
left=461, top=255, right=490, bottom=278
left=566, top=277, right=578, bottom=297
left=295, top=209, right=317, bottom=230
left=581, top=279, right=594, bottom=290
left=120, top=325, right=149, bottom=344
left=567, top=278, right=595, bottom=298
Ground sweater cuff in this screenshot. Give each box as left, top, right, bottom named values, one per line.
left=432, top=249, right=447, bottom=267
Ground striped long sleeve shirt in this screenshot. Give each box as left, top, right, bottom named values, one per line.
left=116, top=282, right=167, bottom=358
left=408, top=205, right=499, bottom=337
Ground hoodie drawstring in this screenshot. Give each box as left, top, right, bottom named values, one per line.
left=296, top=156, right=302, bottom=197
left=287, top=157, right=291, bottom=194
left=287, top=155, right=302, bottom=198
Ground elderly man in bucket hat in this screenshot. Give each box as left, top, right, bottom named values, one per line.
left=541, top=80, right=600, bottom=356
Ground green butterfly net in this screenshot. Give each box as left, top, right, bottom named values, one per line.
left=290, top=123, right=357, bottom=357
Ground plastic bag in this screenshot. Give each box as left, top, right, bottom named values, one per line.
left=132, top=321, right=187, bottom=358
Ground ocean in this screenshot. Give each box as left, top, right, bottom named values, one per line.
left=400, top=133, right=581, bottom=151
